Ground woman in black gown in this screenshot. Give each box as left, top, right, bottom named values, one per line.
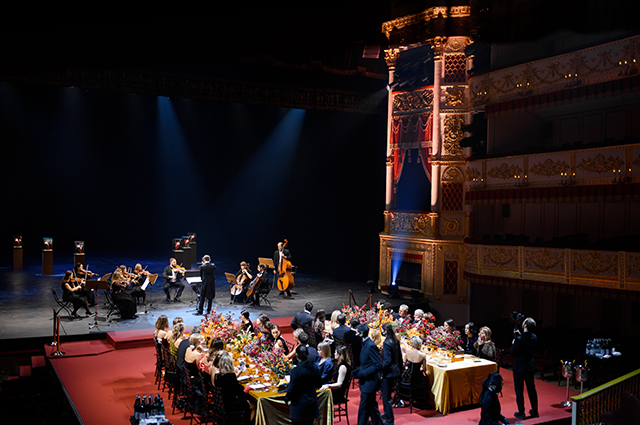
left=111, top=270, right=137, bottom=319
left=61, top=271, right=91, bottom=318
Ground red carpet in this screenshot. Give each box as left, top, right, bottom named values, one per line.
left=46, top=324, right=576, bottom=425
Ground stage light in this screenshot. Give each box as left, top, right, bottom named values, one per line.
left=388, top=280, right=399, bottom=298
left=13, top=235, right=23, bottom=270
left=42, top=237, right=53, bottom=276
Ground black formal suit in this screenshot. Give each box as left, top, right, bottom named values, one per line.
left=273, top=248, right=293, bottom=296
left=381, top=337, right=403, bottom=425
left=343, top=329, right=362, bottom=368
left=197, top=262, right=216, bottom=314
left=162, top=265, right=185, bottom=300
left=511, top=331, right=539, bottom=416
left=355, top=337, right=383, bottom=425
left=333, top=324, right=351, bottom=340
left=290, top=310, right=314, bottom=330
left=286, top=360, right=322, bottom=423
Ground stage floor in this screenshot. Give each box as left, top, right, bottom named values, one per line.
left=0, top=254, right=384, bottom=342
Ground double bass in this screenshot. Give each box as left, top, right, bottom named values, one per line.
left=277, top=239, right=295, bottom=292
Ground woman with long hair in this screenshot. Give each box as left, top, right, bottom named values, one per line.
left=320, top=345, right=352, bottom=404
left=315, top=341, right=333, bottom=384
left=61, top=270, right=91, bottom=318
left=381, top=322, right=403, bottom=424
left=154, top=315, right=170, bottom=341
left=213, top=352, right=251, bottom=422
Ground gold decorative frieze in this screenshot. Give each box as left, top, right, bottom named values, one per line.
left=487, top=163, right=523, bottom=179
left=442, top=166, right=464, bottom=183
left=483, top=246, right=518, bottom=268
left=445, top=88, right=465, bottom=107
left=382, top=7, right=471, bottom=39
left=627, top=254, right=640, bottom=279
left=387, top=211, right=433, bottom=238
left=441, top=217, right=461, bottom=235
left=524, top=248, right=564, bottom=273
left=393, top=88, right=433, bottom=114
left=443, top=115, right=464, bottom=156
left=576, top=154, right=624, bottom=174
left=465, top=244, right=478, bottom=266
left=529, top=159, right=570, bottom=177
left=466, top=167, right=481, bottom=182
left=572, top=251, right=618, bottom=277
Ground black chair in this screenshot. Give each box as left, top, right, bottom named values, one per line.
left=257, top=280, right=272, bottom=307
left=209, top=386, right=246, bottom=425
left=153, top=338, right=166, bottom=388
left=51, top=287, right=73, bottom=317
left=333, top=374, right=352, bottom=424
left=302, top=324, right=317, bottom=348
left=161, top=343, right=178, bottom=398
left=103, top=289, right=121, bottom=319
left=395, top=361, right=429, bottom=413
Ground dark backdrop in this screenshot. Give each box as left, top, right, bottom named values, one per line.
left=1, top=82, right=387, bottom=281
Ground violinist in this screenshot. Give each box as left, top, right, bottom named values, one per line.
left=247, top=263, right=268, bottom=307
left=162, top=258, right=186, bottom=303
left=131, top=263, right=150, bottom=302
left=61, top=270, right=92, bottom=318
left=273, top=242, right=292, bottom=298
left=73, top=263, right=96, bottom=306
left=111, top=269, right=138, bottom=319
left=232, top=262, right=252, bottom=303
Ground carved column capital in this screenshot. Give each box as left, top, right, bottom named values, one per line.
left=385, top=48, right=400, bottom=71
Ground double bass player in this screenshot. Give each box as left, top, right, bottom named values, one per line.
left=273, top=241, right=293, bottom=298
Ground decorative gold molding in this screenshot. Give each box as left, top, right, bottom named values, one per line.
left=385, top=48, right=400, bottom=71
left=387, top=211, right=433, bottom=238
left=484, top=246, right=518, bottom=268
left=442, top=166, right=464, bottom=183
left=487, top=163, right=523, bottom=179
left=529, top=158, right=570, bottom=177
left=441, top=217, right=461, bottom=235
left=381, top=7, right=471, bottom=39
left=572, top=251, right=618, bottom=276
left=525, top=248, right=564, bottom=272
left=445, top=87, right=465, bottom=106
left=466, top=168, right=481, bottom=181
left=443, top=114, right=464, bottom=156
left=576, top=154, right=624, bottom=174
left=393, top=88, right=433, bottom=113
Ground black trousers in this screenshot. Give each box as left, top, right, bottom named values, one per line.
left=164, top=280, right=185, bottom=299
left=513, top=370, right=538, bottom=415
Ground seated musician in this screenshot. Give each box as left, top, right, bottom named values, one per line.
left=162, top=258, right=185, bottom=303
left=232, top=262, right=252, bottom=303
left=61, top=270, right=92, bottom=318
left=131, top=263, right=149, bottom=302
left=72, top=264, right=96, bottom=306
left=246, top=263, right=268, bottom=307
left=111, top=269, right=137, bottom=319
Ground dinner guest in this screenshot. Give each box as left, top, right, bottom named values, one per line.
left=381, top=323, right=403, bottom=425
left=404, top=336, right=428, bottom=385
left=201, top=337, right=225, bottom=375
left=291, top=301, right=314, bottom=330
left=298, top=332, right=319, bottom=364
left=354, top=323, right=383, bottom=425
left=184, top=333, right=205, bottom=393
left=332, top=314, right=351, bottom=340
left=330, top=310, right=342, bottom=331
left=475, top=326, right=497, bottom=361
left=312, top=309, right=326, bottom=342
left=154, top=315, right=170, bottom=342
left=272, top=324, right=290, bottom=355
left=213, top=352, right=251, bottom=422
left=169, top=323, right=186, bottom=359
left=443, top=318, right=455, bottom=333
left=479, top=372, right=510, bottom=425
left=286, top=328, right=305, bottom=361
left=464, top=322, right=479, bottom=356
left=240, top=310, right=254, bottom=334
left=370, top=328, right=383, bottom=350
left=286, top=346, right=322, bottom=425
left=315, top=341, right=334, bottom=384
left=320, top=345, right=352, bottom=404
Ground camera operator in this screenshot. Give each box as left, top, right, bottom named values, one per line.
left=511, top=316, right=539, bottom=421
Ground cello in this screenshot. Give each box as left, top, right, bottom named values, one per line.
left=276, top=239, right=295, bottom=292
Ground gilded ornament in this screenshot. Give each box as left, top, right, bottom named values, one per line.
left=487, top=163, right=524, bottom=180
left=572, top=251, right=618, bottom=276
left=484, top=246, right=518, bottom=268
left=466, top=168, right=481, bottom=182
left=576, top=154, right=624, bottom=173
left=529, top=159, right=570, bottom=177
left=441, top=217, right=460, bottom=235
left=465, top=245, right=478, bottom=264
left=445, top=88, right=465, bottom=107
left=443, top=166, right=464, bottom=183
left=443, top=115, right=464, bottom=156
left=524, top=248, right=564, bottom=272
left=627, top=255, right=640, bottom=278
left=632, top=155, right=640, bottom=168
left=389, top=212, right=432, bottom=237
left=385, top=48, right=400, bottom=71
left=393, top=89, right=433, bottom=113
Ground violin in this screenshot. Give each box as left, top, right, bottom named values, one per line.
left=172, top=265, right=186, bottom=274
left=277, top=239, right=295, bottom=292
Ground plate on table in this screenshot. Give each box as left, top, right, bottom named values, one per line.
left=237, top=375, right=251, bottom=381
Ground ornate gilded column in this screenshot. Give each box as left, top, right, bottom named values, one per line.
left=431, top=37, right=446, bottom=213
left=385, top=48, right=400, bottom=209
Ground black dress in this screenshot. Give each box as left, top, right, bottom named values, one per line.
left=62, top=281, right=88, bottom=312
left=111, top=281, right=137, bottom=319
left=214, top=373, right=251, bottom=421
left=331, top=363, right=352, bottom=403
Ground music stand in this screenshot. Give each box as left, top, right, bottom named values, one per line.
left=140, top=273, right=158, bottom=315
left=185, top=276, right=202, bottom=310
left=85, top=279, right=110, bottom=330
left=225, top=272, right=241, bottom=304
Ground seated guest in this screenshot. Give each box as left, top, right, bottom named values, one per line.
left=184, top=333, right=205, bottom=393
left=479, top=372, right=510, bottom=425
left=329, top=310, right=342, bottom=331
left=320, top=345, right=352, bottom=404
left=272, top=324, right=290, bottom=355
left=442, top=318, right=455, bottom=333
left=396, top=304, right=411, bottom=323
left=169, top=323, right=186, bottom=359
left=61, top=271, right=91, bottom=318
left=312, top=309, right=326, bottom=342
left=464, top=322, right=479, bottom=356
left=176, top=328, right=194, bottom=378
left=201, top=337, right=225, bottom=375
left=240, top=310, right=254, bottom=334
left=286, top=328, right=306, bottom=361
left=111, top=269, right=137, bottom=319
left=213, top=352, right=251, bottom=422
left=414, top=309, right=425, bottom=322
left=315, top=341, right=334, bottom=384
left=404, top=336, right=428, bottom=385
left=475, top=326, right=498, bottom=361
left=290, top=301, right=314, bottom=330
left=262, top=321, right=276, bottom=345
left=154, top=315, right=170, bottom=342
left=370, top=328, right=383, bottom=350
left=332, top=314, right=351, bottom=340
left=173, top=316, right=184, bottom=326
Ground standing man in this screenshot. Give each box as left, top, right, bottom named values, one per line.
left=511, top=317, right=539, bottom=420
left=162, top=258, right=185, bottom=302
left=196, top=255, right=216, bottom=315
left=354, top=324, right=383, bottom=425
left=273, top=241, right=292, bottom=298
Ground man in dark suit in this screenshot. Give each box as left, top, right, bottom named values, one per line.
left=354, top=324, right=383, bottom=425
left=286, top=346, right=322, bottom=425
left=511, top=317, right=539, bottom=420
left=344, top=318, right=363, bottom=367
left=196, top=255, right=216, bottom=315
left=162, top=258, right=185, bottom=302
left=290, top=301, right=314, bottom=330
left=273, top=241, right=293, bottom=298
left=333, top=314, right=351, bottom=340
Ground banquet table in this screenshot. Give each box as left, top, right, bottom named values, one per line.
left=425, top=357, right=497, bottom=415
left=249, top=387, right=333, bottom=425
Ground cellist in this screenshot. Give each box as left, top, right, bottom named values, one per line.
left=233, top=261, right=252, bottom=303
left=273, top=241, right=292, bottom=298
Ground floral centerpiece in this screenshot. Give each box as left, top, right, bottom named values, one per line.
left=425, top=326, right=464, bottom=351
left=200, top=309, right=241, bottom=345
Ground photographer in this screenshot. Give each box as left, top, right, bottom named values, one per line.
left=511, top=316, right=539, bottom=420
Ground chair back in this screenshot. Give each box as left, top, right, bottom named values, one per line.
left=51, top=287, right=61, bottom=301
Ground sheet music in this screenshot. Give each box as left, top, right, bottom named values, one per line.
left=186, top=277, right=202, bottom=285
left=141, top=277, right=150, bottom=291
